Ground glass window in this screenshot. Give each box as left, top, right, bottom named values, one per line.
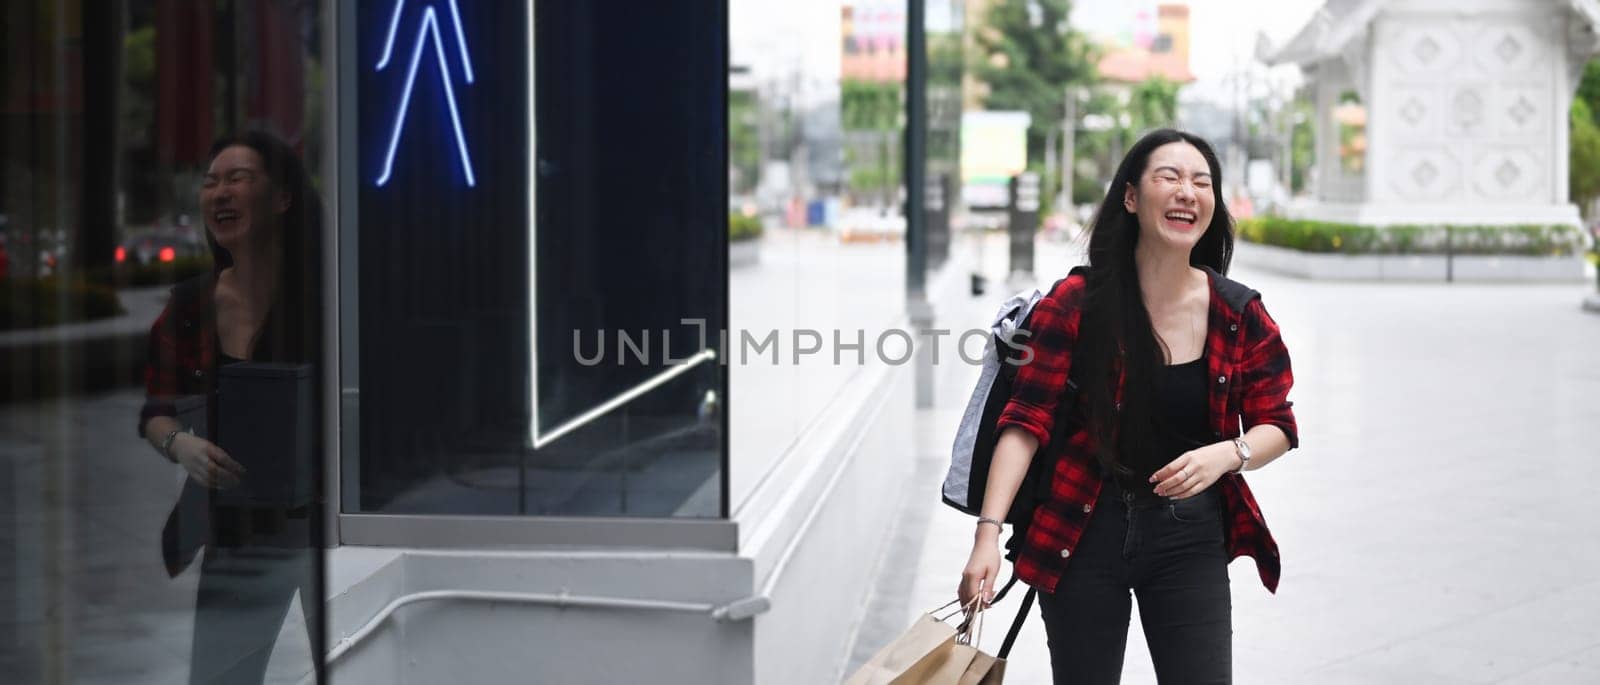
left=727, top=1, right=963, bottom=512
left=2, top=1, right=329, bottom=681
left=344, top=1, right=727, bottom=518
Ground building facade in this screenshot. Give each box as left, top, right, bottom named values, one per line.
left=1263, top=0, right=1600, bottom=226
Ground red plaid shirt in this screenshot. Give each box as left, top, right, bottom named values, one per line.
left=996, top=266, right=1299, bottom=594
left=139, top=275, right=218, bottom=434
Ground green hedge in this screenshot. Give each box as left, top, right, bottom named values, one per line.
left=1235, top=217, right=1590, bottom=257
left=0, top=278, right=125, bottom=331
left=729, top=212, right=764, bottom=242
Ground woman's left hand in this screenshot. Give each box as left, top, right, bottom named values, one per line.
left=1151, top=441, right=1240, bottom=499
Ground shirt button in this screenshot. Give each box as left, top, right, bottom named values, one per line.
left=1217, top=375, right=1227, bottom=384
left=193, top=370, right=203, bottom=378
left=1229, top=324, right=1238, bottom=332
left=1082, top=503, right=1093, bottom=513
left=1059, top=549, right=1071, bottom=559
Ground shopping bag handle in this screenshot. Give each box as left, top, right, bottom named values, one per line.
left=937, top=594, right=984, bottom=624
left=956, top=598, right=985, bottom=647
left=947, top=569, right=1033, bottom=659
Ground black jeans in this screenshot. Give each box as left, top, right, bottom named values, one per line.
left=1037, top=479, right=1232, bottom=684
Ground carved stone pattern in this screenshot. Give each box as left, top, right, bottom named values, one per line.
left=1390, top=148, right=1460, bottom=201
left=1494, top=159, right=1520, bottom=186
left=1471, top=150, right=1542, bottom=199
left=1494, top=35, right=1522, bottom=64
left=1507, top=96, right=1536, bottom=127
left=1400, top=97, right=1427, bottom=125
left=1413, top=161, right=1439, bottom=187
left=1413, top=36, right=1441, bottom=64
left=1453, top=89, right=1484, bottom=132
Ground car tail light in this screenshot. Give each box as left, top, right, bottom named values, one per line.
left=114, top=246, right=126, bottom=263
left=159, top=246, right=176, bottom=262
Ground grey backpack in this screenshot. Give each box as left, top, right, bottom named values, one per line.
left=941, top=266, right=1087, bottom=527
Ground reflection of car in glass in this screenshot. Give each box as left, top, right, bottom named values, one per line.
left=115, top=231, right=205, bottom=266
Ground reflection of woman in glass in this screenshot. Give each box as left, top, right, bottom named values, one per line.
left=958, top=129, right=1299, bottom=683
left=138, top=131, right=323, bottom=683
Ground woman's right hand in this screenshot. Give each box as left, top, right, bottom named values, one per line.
left=169, top=433, right=245, bottom=489
left=959, top=536, right=1002, bottom=609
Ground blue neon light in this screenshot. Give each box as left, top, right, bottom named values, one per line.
left=376, top=0, right=405, bottom=70
left=447, top=0, right=475, bottom=83
left=375, top=1, right=477, bottom=188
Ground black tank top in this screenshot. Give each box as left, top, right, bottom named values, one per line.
left=1118, top=354, right=1211, bottom=498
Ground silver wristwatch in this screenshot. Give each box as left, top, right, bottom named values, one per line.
left=1230, top=438, right=1252, bottom=473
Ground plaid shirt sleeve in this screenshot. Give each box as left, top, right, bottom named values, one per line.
left=1238, top=298, right=1298, bottom=449
left=139, top=305, right=181, bottom=436
left=995, top=277, right=1085, bottom=447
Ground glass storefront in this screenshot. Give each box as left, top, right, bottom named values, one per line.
left=342, top=1, right=728, bottom=519
left=3, top=0, right=329, bottom=681
left=3, top=0, right=939, bottom=680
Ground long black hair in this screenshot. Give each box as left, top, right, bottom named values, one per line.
left=204, top=130, right=323, bottom=364
left=1075, top=128, right=1233, bottom=477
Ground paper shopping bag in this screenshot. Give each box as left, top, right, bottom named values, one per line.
left=921, top=642, right=982, bottom=685
left=958, top=650, right=1005, bottom=685
left=844, top=612, right=973, bottom=685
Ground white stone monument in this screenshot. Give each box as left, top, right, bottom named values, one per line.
left=1261, top=0, right=1600, bottom=226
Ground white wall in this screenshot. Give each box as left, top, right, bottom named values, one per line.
left=326, top=550, right=757, bottom=684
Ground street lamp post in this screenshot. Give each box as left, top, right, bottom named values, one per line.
left=906, top=0, right=935, bottom=407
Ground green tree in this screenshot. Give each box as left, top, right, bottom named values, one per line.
left=970, top=0, right=1098, bottom=165
left=841, top=80, right=901, bottom=131
left=927, top=32, right=964, bottom=87
left=1573, top=60, right=1600, bottom=218
left=1127, top=76, right=1179, bottom=133
left=121, top=25, right=160, bottom=225
left=1069, top=89, right=1127, bottom=204
left=728, top=90, right=761, bottom=194
left=1570, top=98, right=1600, bottom=217
left=1289, top=100, right=1315, bottom=194
left=841, top=80, right=902, bottom=201
left=1575, top=60, right=1600, bottom=124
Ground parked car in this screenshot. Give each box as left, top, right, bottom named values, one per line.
left=116, top=230, right=206, bottom=267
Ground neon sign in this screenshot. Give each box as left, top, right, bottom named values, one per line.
left=375, top=0, right=478, bottom=187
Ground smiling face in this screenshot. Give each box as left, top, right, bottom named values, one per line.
left=200, top=145, right=288, bottom=253
left=1122, top=141, right=1216, bottom=254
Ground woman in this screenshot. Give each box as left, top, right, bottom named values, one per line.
left=958, top=129, right=1298, bottom=683
left=138, top=131, right=324, bottom=683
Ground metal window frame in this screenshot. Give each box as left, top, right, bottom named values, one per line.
left=331, top=0, right=734, bottom=552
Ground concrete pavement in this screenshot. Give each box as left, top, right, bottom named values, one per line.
left=848, top=234, right=1600, bottom=683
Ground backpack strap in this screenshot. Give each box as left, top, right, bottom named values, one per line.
left=999, top=587, right=1036, bottom=660
left=1202, top=265, right=1260, bottom=312
left=986, top=567, right=1035, bottom=660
